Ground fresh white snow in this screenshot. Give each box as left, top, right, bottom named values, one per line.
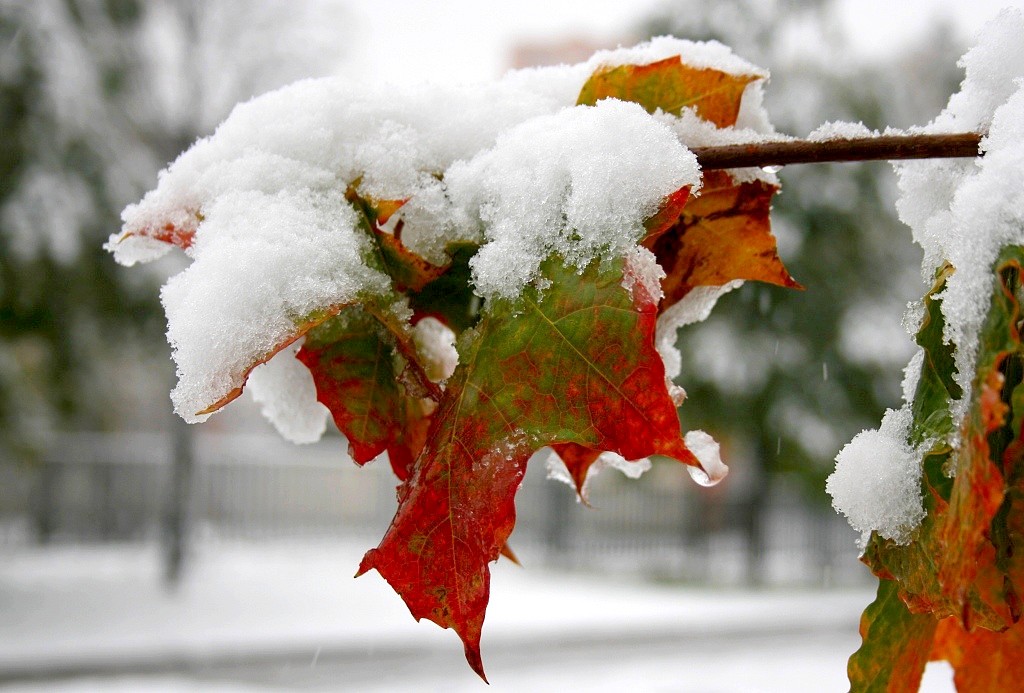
left=456, top=98, right=699, bottom=300
left=827, top=409, right=924, bottom=547
left=682, top=429, right=730, bottom=487
left=246, top=341, right=329, bottom=445
left=897, top=9, right=1024, bottom=419
left=0, top=539, right=910, bottom=692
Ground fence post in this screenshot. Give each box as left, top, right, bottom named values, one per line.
left=32, top=458, right=58, bottom=544
left=163, top=418, right=195, bottom=586
left=543, top=480, right=574, bottom=567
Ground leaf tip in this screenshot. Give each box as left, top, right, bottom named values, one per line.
left=499, top=541, right=522, bottom=567
left=354, top=549, right=377, bottom=578
left=464, top=641, right=489, bottom=683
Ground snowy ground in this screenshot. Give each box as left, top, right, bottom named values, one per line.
left=0, top=539, right=955, bottom=692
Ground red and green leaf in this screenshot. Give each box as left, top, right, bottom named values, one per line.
left=297, top=307, right=431, bottom=480
left=862, top=249, right=1024, bottom=630
left=126, top=53, right=808, bottom=684
left=358, top=253, right=704, bottom=679
left=848, top=579, right=938, bottom=693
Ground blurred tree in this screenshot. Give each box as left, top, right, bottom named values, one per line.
left=0, top=0, right=352, bottom=458
left=0, top=0, right=351, bottom=565
left=642, top=0, right=964, bottom=581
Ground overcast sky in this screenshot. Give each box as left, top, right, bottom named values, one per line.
left=343, top=0, right=1024, bottom=85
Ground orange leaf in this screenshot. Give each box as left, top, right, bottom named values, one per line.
left=645, top=170, right=800, bottom=311
left=931, top=616, right=1024, bottom=692
left=577, top=56, right=759, bottom=126
left=576, top=57, right=796, bottom=311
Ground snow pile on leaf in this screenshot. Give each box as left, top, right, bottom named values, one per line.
left=109, top=37, right=798, bottom=680
left=826, top=409, right=923, bottom=546
left=449, top=99, right=696, bottom=300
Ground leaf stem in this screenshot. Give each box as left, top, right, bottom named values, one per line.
left=693, top=132, right=983, bottom=170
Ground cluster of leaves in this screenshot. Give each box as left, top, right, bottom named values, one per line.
left=851, top=248, right=1024, bottom=691
left=131, top=57, right=797, bottom=679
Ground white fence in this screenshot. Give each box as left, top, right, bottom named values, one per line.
left=0, top=431, right=870, bottom=587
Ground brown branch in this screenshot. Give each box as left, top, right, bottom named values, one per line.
left=693, top=132, right=983, bottom=170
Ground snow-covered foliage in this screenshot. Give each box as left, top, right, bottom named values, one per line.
left=898, top=9, right=1024, bottom=420
left=828, top=10, right=1024, bottom=543
left=109, top=36, right=779, bottom=442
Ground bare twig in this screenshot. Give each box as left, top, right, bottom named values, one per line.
left=693, top=132, right=983, bottom=170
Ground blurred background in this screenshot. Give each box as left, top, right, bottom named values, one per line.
left=0, top=0, right=1016, bottom=690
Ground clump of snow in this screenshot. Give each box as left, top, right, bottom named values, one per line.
left=683, top=430, right=729, bottom=487
left=544, top=449, right=652, bottom=503
left=656, top=281, right=743, bottom=380
left=106, top=232, right=180, bottom=267
left=593, top=36, right=768, bottom=83
left=452, top=99, right=699, bottom=300
left=411, top=317, right=458, bottom=383
left=827, top=409, right=924, bottom=547
left=895, top=9, right=1024, bottom=424
left=246, top=341, right=329, bottom=444
left=829, top=315, right=929, bottom=543
left=807, top=120, right=877, bottom=141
